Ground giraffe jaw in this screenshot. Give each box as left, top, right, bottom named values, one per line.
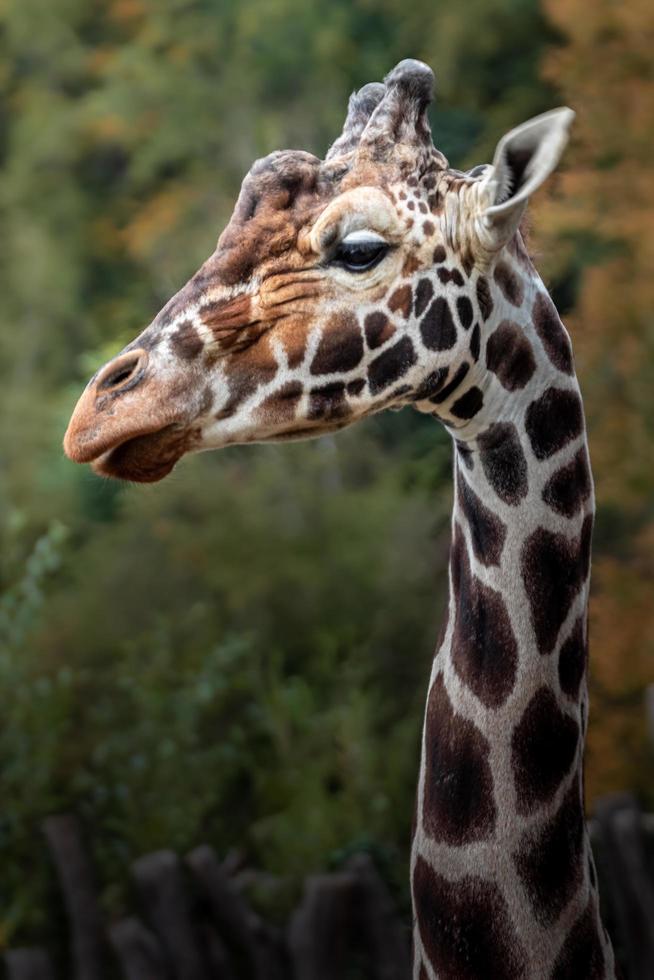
left=89, top=424, right=193, bottom=483
left=64, top=394, right=194, bottom=482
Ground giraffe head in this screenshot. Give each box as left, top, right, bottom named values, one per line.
left=64, top=59, right=574, bottom=482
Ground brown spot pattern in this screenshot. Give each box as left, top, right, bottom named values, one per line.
left=414, top=278, right=434, bottom=317
left=542, top=449, right=592, bottom=518
left=526, top=387, right=584, bottom=460
left=485, top=320, right=536, bottom=390
left=258, top=380, right=303, bottom=424
left=413, top=857, right=527, bottom=980
left=470, top=323, right=481, bottom=361
left=346, top=378, right=365, bottom=397
left=456, top=296, right=473, bottom=330
left=477, top=422, right=528, bottom=505
left=558, top=617, right=586, bottom=701
left=450, top=526, right=518, bottom=708
left=388, top=284, right=412, bottom=319
left=311, top=312, right=363, bottom=374
left=533, top=292, right=574, bottom=375
left=224, top=337, right=278, bottom=412
left=512, top=687, right=579, bottom=814
left=422, top=673, right=496, bottom=844
left=457, top=472, right=507, bottom=566
left=368, top=336, right=416, bottom=394
left=364, top=311, right=395, bottom=350
left=170, top=320, right=203, bottom=360
left=437, top=267, right=465, bottom=287
left=420, top=298, right=457, bottom=351
left=521, top=524, right=589, bottom=656
left=308, top=381, right=350, bottom=421
left=550, top=899, right=606, bottom=980
left=494, top=260, right=524, bottom=307
left=457, top=441, right=474, bottom=471
left=412, top=368, right=449, bottom=402
left=430, top=363, right=469, bottom=405
left=402, top=254, right=421, bottom=277
left=476, top=276, right=494, bottom=321
left=451, top=386, right=484, bottom=419
left=514, top=781, right=584, bottom=927
left=281, top=317, right=307, bottom=369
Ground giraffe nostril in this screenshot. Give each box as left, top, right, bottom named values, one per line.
left=96, top=349, right=148, bottom=395
left=103, top=366, right=132, bottom=387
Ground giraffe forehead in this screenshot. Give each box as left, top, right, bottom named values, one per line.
left=211, top=151, right=337, bottom=285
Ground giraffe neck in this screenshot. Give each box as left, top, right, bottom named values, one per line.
left=410, top=264, right=616, bottom=979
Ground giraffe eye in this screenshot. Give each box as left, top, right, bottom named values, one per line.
left=332, top=231, right=390, bottom=272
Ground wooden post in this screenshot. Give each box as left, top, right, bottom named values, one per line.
left=346, top=853, right=411, bottom=979
left=131, top=850, right=210, bottom=980
left=645, top=683, right=654, bottom=749
left=42, top=814, right=107, bottom=980
left=108, top=917, right=167, bottom=980
left=186, top=845, right=287, bottom=980
left=198, top=923, right=238, bottom=980
left=288, top=872, right=359, bottom=980
left=4, top=949, right=56, bottom=980
left=594, top=794, right=654, bottom=980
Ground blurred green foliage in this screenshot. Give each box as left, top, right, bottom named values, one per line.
left=0, top=0, right=651, bottom=953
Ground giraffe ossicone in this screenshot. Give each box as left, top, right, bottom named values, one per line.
left=64, top=59, right=616, bottom=979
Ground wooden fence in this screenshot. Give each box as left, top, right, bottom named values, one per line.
left=4, top=813, right=410, bottom=980
left=4, top=794, right=654, bottom=980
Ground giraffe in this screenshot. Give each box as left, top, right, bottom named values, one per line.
left=64, top=60, right=616, bottom=979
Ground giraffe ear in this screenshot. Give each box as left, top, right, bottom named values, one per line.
left=481, top=107, right=575, bottom=239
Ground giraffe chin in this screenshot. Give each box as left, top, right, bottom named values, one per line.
left=90, top=424, right=191, bottom=483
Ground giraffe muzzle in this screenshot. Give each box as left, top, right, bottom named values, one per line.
left=63, top=346, right=193, bottom=480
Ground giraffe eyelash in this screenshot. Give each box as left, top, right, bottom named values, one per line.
left=330, top=230, right=391, bottom=273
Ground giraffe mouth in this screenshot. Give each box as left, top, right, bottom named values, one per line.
left=63, top=355, right=197, bottom=482
left=90, top=424, right=195, bottom=483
